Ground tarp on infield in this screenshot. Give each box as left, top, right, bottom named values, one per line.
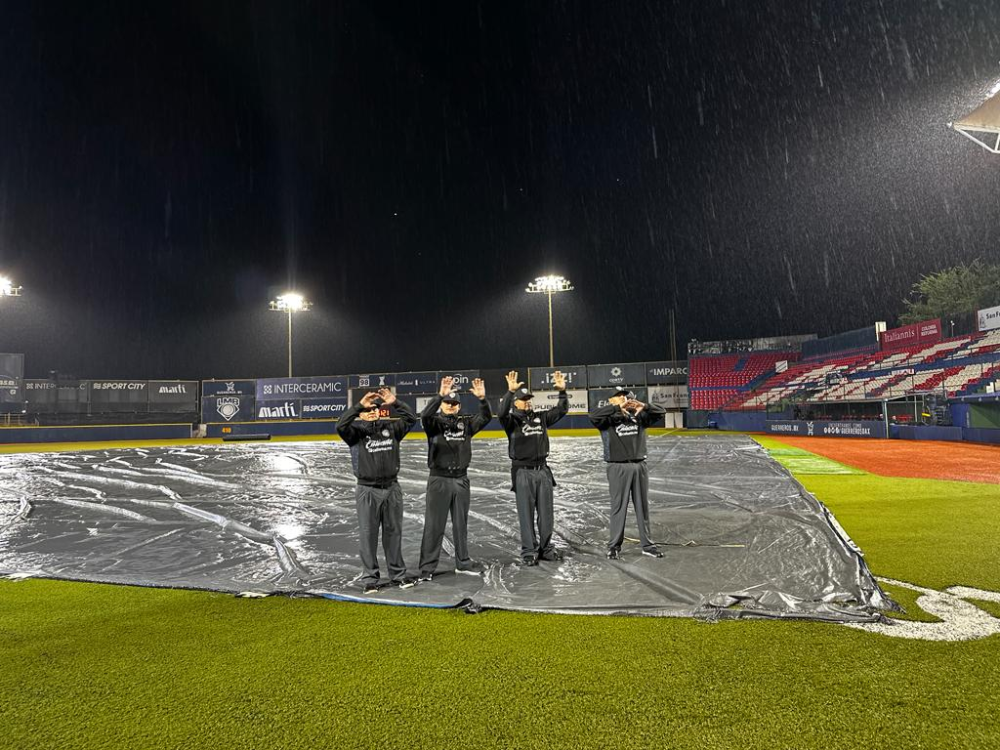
left=0, top=435, right=891, bottom=621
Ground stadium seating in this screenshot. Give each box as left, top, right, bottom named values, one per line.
left=713, top=330, right=1000, bottom=411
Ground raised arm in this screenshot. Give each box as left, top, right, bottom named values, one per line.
left=543, top=371, right=570, bottom=426
left=469, top=378, right=492, bottom=435
left=336, top=400, right=369, bottom=445
left=637, top=399, right=667, bottom=427
left=420, top=394, right=445, bottom=436
left=381, top=388, right=417, bottom=439
left=588, top=403, right=619, bottom=430
left=497, top=371, right=522, bottom=429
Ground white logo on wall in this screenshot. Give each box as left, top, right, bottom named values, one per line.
left=158, top=384, right=187, bottom=395
left=225, top=382, right=235, bottom=391
left=263, top=384, right=273, bottom=395
left=258, top=402, right=298, bottom=419
left=358, top=376, right=388, bottom=388
left=217, top=397, right=241, bottom=421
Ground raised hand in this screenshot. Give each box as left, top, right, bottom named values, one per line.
left=377, top=387, right=396, bottom=405
left=470, top=378, right=486, bottom=400
left=439, top=376, right=455, bottom=397
left=505, top=371, right=523, bottom=392
left=360, top=392, right=380, bottom=408
left=626, top=399, right=645, bottom=413
left=552, top=370, right=567, bottom=391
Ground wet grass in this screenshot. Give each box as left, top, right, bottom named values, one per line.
left=2, top=578, right=999, bottom=750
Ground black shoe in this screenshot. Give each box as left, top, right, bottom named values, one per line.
left=642, top=548, right=664, bottom=559
left=362, top=581, right=380, bottom=594
left=521, top=556, right=538, bottom=567
left=607, top=549, right=621, bottom=560
left=539, top=549, right=563, bottom=562
left=395, top=577, right=418, bottom=589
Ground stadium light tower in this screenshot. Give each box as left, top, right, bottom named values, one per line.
left=0, top=276, right=22, bottom=298
left=269, top=292, right=311, bottom=377
left=525, top=275, right=574, bottom=367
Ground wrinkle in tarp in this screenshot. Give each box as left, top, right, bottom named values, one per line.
left=0, top=435, right=891, bottom=621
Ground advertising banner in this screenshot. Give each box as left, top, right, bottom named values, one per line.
left=88, top=381, right=149, bottom=410
left=257, top=376, right=348, bottom=401
left=0, top=353, right=25, bottom=405
left=436, top=370, right=480, bottom=389
left=588, top=387, right=648, bottom=412
left=254, top=400, right=302, bottom=420
left=644, top=361, right=688, bottom=385
left=648, top=384, right=689, bottom=409
left=148, top=381, right=198, bottom=406
left=765, top=420, right=887, bottom=439
left=977, top=304, right=1000, bottom=332
left=202, top=379, right=256, bottom=397
left=880, top=319, right=942, bottom=351
left=349, top=373, right=395, bottom=389
left=394, top=371, right=439, bottom=394
left=299, top=397, right=348, bottom=419
left=531, top=388, right=588, bottom=414
left=528, top=366, right=587, bottom=391
left=587, top=363, right=647, bottom=388
left=202, top=395, right=256, bottom=423
left=57, top=382, right=90, bottom=413
left=24, top=380, right=57, bottom=408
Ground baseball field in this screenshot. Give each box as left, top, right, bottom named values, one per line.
left=2, top=432, right=998, bottom=749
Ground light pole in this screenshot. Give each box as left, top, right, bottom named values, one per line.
left=0, top=276, right=22, bottom=298
left=269, top=292, right=311, bottom=377
left=525, top=275, right=573, bottom=367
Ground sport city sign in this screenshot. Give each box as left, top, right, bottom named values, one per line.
left=257, top=376, right=348, bottom=401
left=765, top=420, right=887, bottom=439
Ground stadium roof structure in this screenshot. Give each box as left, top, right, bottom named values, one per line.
left=951, top=89, right=1000, bottom=154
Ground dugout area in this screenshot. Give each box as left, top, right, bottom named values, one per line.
left=0, top=434, right=891, bottom=622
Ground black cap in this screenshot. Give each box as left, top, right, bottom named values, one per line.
left=514, top=386, right=534, bottom=400
left=442, top=391, right=461, bottom=404
left=611, top=386, right=632, bottom=399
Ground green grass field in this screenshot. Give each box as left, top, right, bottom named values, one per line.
left=2, top=436, right=998, bottom=749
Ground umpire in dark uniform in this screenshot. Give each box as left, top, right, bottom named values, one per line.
left=498, top=370, right=569, bottom=565
left=336, top=387, right=418, bottom=593
left=589, top=386, right=667, bottom=559
left=417, top=376, right=492, bottom=580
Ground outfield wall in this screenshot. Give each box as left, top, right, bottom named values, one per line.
left=0, top=423, right=194, bottom=444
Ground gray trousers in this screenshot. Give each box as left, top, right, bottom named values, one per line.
left=418, top=475, right=471, bottom=575
left=356, top=483, right=407, bottom=585
left=607, top=461, right=656, bottom=552
left=515, top=467, right=555, bottom=560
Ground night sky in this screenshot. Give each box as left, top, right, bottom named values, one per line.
left=2, top=1, right=1000, bottom=380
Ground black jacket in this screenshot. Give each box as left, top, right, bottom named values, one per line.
left=589, top=402, right=666, bottom=462
left=420, top=395, right=493, bottom=477
left=336, top=400, right=417, bottom=486
left=498, top=389, right=569, bottom=465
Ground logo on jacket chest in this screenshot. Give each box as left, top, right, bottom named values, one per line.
left=444, top=421, right=467, bottom=442
left=615, top=423, right=639, bottom=437
left=520, top=418, right=544, bottom=437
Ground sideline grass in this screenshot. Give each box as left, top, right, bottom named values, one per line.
left=2, top=434, right=999, bottom=749
left=2, top=579, right=999, bottom=750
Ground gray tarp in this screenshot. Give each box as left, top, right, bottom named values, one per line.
left=0, top=435, right=892, bottom=621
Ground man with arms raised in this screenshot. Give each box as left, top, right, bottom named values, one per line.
left=588, top=386, right=666, bottom=560
left=498, top=370, right=569, bottom=566
left=337, top=387, right=418, bottom=594
left=417, top=376, right=492, bottom=581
